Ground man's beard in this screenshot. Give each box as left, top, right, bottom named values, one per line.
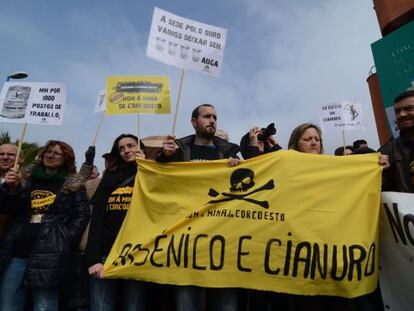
left=196, top=127, right=216, bottom=140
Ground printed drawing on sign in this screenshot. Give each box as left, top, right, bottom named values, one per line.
left=344, top=103, right=359, bottom=121
left=207, top=168, right=275, bottom=209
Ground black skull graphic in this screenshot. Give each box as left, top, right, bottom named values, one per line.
left=229, top=168, right=255, bottom=192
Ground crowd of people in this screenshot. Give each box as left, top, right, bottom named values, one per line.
left=0, top=89, right=413, bottom=311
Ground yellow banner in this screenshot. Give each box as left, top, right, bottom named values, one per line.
left=104, top=150, right=382, bottom=298
left=105, top=76, right=170, bottom=115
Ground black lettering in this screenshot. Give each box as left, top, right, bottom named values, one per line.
left=237, top=236, right=252, bottom=272
left=167, top=234, right=184, bottom=267
left=210, top=235, right=225, bottom=270
left=310, top=243, right=327, bottom=280
left=193, top=234, right=208, bottom=270
left=364, top=243, right=376, bottom=276
left=403, top=214, right=414, bottom=245
left=112, top=243, right=132, bottom=266
left=292, top=242, right=311, bottom=278
left=264, top=238, right=281, bottom=275
left=331, top=245, right=348, bottom=281
left=384, top=203, right=407, bottom=244
left=348, top=245, right=366, bottom=281
left=150, top=235, right=167, bottom=267
left=283, top=233, right=292, bottom=276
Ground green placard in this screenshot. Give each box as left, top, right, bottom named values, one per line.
left=371, top=20, right=414, bottom=135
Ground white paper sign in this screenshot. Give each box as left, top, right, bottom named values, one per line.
left=94, top=90, right=106, bottom=114
left=380, top=192, right=414, bottom=311
left=320, top=101, right=364, bottom=130
left=0, top=82, right=66, bottom=126
left=146, top=7, right=227, bottom=77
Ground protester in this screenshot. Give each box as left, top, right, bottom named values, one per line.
left=239, top=127, right=287, bottom=310
left=379, top=90, right=414, bottom=192
left=288, top=124, right=388, bottom=311
left=157, top=104, right=240, bottom=311
left=334, top=145, right=353, bottom=156
left=88, top=165, right=100, bottom=180
left=0, top=140, right=90, bottom=311
left=215, top=129, right=229, bottom=142
left=86, top=134, right=152, bottom=311
left=353, top=139, right=368, bottom=150
left=0, top=143, right=22, bottom=239
left=240, top=123, right=281, bottom=159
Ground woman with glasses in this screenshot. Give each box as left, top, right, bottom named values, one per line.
left=0, top=140, right=90, bottom=311
left=86, top=134, right=153, bottom=311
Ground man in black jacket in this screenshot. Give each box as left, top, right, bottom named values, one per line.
left=380, top=90, right=414, bottom=192
left=157, top=104, right=240, bottom=311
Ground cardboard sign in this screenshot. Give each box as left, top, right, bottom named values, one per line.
left=146, top=7, right=227, bottom=77
left=0, top=82, right=66, bottom=125
left=105, top=76, right=170, bottom=115
left=320, top=101, right=364, bottom=130
left=94, top=90, right=106, bottom=114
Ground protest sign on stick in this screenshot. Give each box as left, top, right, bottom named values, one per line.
left=14, top=123, right=27, bottom=169
left=146, top=7, right=227, bottom=134
left=0, top=82, right=66, bottom=125
left=92, top=90, right=106, bottom=146
left=320, top=101, right=364, bottom=152
left=147, top=7, right=227, bottom=77
left=0, top=82, right=66, bottom=167
left=172, top=69, right=185, bottom=135
left=105, top=76, right=170, bottom=115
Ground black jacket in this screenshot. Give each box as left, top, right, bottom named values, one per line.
left=379, top=136, right=414, bottom=193
left=0, top=175, right=90, bottom=289
left=156, top=134, right=240, bottom=162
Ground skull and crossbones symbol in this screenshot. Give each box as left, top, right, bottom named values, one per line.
left=207, top=168, right=275, bottom=209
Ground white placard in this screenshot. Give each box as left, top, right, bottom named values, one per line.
left=94, top=89, right=106, bottom=114
left=380, top=192, right=414, bottom=311
left=0, top=82, right=66, bottom=126
left=146, top=7, right=227, bottom=77
left=320, top=101, right=364, bottom=130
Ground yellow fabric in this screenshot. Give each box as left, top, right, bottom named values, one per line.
left=105, top=76, right=170, bottom=115
left=104, top=150, right=382, bottom=298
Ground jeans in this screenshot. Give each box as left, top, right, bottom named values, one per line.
left=0, top=257, right=59, bottom=311
left=174, top=285, right=203, bottom=311
left=174, top=286, right=239, bottom=311
left=207, top=288, right=239, bottom=311
left=90, top=277, right=150, bottom=311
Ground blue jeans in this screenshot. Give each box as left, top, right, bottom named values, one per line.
left=90, top=277, right=149, bottom=311
left=0, top=257, right=59, bottom=311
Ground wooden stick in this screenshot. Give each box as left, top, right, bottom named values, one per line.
left=92, top=111, right=105, bottom=146
left=172, top=69, right=185, bottom=136
left=137, top=113, right=141, bottom=151
left=14, top=123, right=27, bottom=169
left=342, top=129, right=346, bottom=155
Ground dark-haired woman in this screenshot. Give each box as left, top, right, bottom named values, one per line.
left=86, top=134, right=151, bottom=311
left=0, top=140, right=90, bottom=311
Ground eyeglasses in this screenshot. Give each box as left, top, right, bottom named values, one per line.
left=45, top=150, right=64, bottom=158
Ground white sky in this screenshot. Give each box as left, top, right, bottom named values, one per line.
left=0, top=0, right=383, bottom=171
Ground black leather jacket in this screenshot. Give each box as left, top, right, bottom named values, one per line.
left=0, top=176, right=90, bottom=289
left=156, top=134, right=240, bottom=162
left=379, top=136, right=414, bottom=193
